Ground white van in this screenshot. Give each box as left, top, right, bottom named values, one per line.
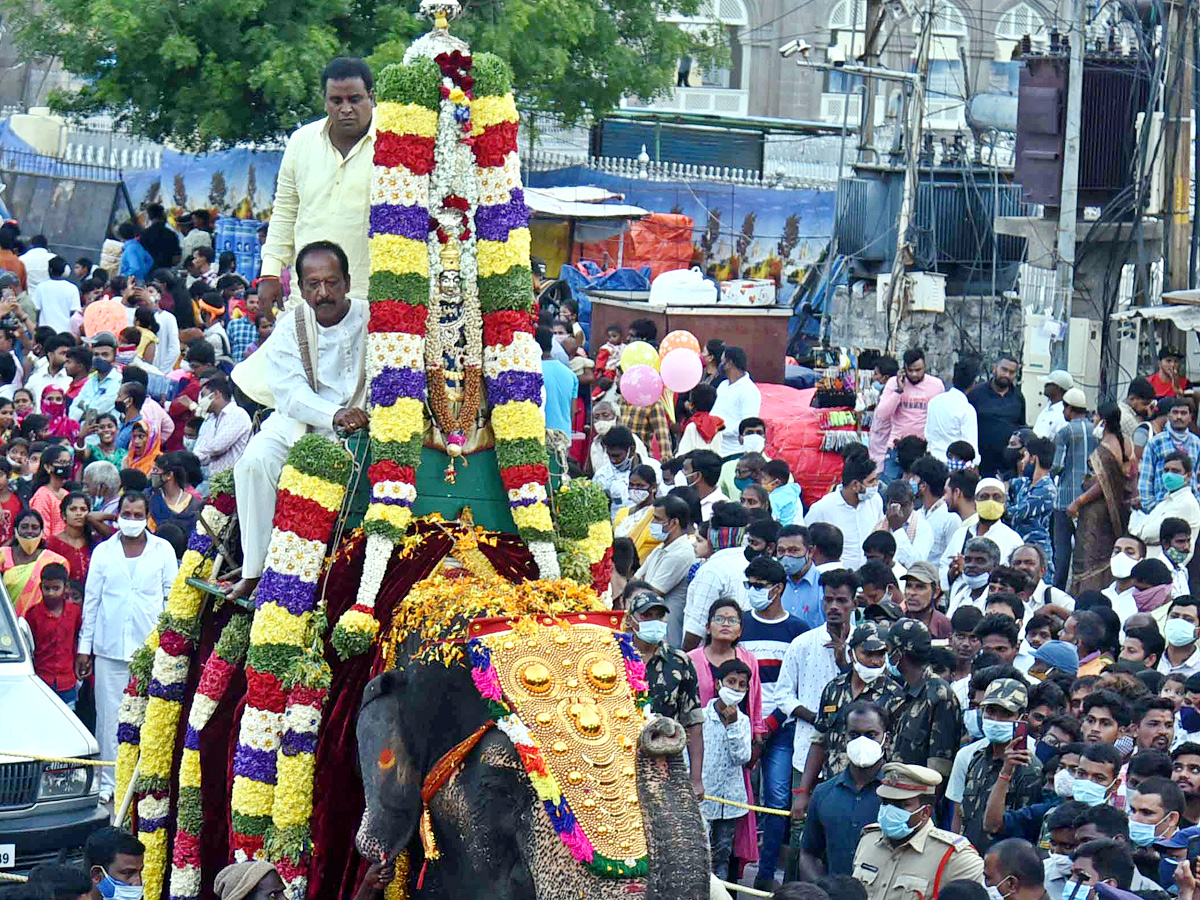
left=0, top=594, right=107, bottom=873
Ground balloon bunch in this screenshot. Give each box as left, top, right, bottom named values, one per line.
left=618, top=330, right=705, bottom=408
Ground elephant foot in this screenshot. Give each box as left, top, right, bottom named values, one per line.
left=639, top=717, right=686, bottom=758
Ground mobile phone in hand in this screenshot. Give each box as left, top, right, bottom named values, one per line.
left=1011, top=721, right=1028, bottom=746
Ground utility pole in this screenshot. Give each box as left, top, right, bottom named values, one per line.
left=884, top=0, right=934, bottom=352
left=1052, top=0, right=1084, bottom=366
left=858, top=0, right=885, bottom=161
left=1162, top=0, right=1193, bottom=290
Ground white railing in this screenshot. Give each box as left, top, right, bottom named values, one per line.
left=621, top=86, right=750, bottom=118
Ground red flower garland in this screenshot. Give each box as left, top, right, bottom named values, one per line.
left=483, top=309, right=535, bottom=346
left=158, top=629, right=190, bottom=656
left=471, top=121, right=519, bottom=167
left=365, top=300, right=428, bottom=336
left=500, top=463, right=549, bottom=491
left=367, top=460, right=415, bottom=485
left=374, top=132, right=436, bottom=174
left=272, top=492, right=339, bottom=544
left=245, top=669, right=287, bottom=713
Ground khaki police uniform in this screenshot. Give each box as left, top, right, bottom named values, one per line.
left=851, top=763, right=984, bottom=900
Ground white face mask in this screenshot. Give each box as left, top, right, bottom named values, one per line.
left=742, top=434, right=766, bottom=454
left=1053, top=767, right=1075, bottom=798
left=1048, top=853, right=1074, bottom=878
left=673, top=470, right=688, bottom=488
left=1110, top=552, right=1137, bottom=580
left=854, top=659, right=885, bottom=683
left=846, top=735, right=884, bottom=768
left=718, top=686, right=746, bottom=708
left=117, top=516, right=146, bottom=538
left=629, top=488, right=650, bottom=504
left=594, top=419, right=615, bottom=435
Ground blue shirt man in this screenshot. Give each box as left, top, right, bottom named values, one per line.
left=779, top=524, right=824, bottom=628
left=539, top=326, right=578, bottom=435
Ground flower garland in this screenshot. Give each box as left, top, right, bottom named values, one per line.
left=471, top=54, right=557, bottom=580
left=553, top=479, right=614, bottom=599
left=465, top=630, right=651, bottom=878
left=113, top=633, right=158, bottom=817
left=230, top=435, right=349, bottom=893
left=169, top=612, right=251, bottom=900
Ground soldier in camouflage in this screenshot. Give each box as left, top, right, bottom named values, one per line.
left=886, top=618, right=963, bottom=779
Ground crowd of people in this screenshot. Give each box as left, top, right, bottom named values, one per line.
left=592, top=331, right=1200, bottom=900
left=0, top=216, right=262, bottom=813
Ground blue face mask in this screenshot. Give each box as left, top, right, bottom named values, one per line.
left=635, top=619, right=668, bottom=645
left=93, top=358, right=113, bottom=378
left=96, top=869, right=143, bottom=900
left=1160, top=857, right=1182, bottom=891
left=1034, top=740, right=1057, bottom=765
left=1129, top=816, right=1167, bottom=847
left=735, top=476, right=753, bottom=491
left=886, top=655, right=901, bottom=678
left=877, top=803, right=920, bottom=840
left=982, top=718, right=1015, bottom=744
left=780, top=555, right=807, bottom=576
left=908, top=477, right=921, bottom=497
left=1073, top=777, right=1111, bottom=807
left=963, top=708, right=984, bottom=740
left=1181, top=706, right=1200, bottom=733
left=648, top=522, right=669, bottom=542
left=1165, top=472, right=1187, bottom=493
left=1062, top=881, right=1091, bottom=900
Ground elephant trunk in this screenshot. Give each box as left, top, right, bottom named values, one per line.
left=636, top=717, right=710, bottom=900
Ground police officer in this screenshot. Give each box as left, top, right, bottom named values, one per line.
left=852, top=763, right=985, bottom=900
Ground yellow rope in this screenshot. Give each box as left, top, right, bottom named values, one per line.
left=0, top=872, right=29, bottom=883
left=702, top=795, right=791, bottom=817
left=718, top=879, right=773, bottom=897
left=0, top=751, right=115, bottom=766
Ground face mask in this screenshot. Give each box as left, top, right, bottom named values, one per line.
left=1161, top=858, right=1182, bottom=891
left=982, top=718, right=1016, bottom=744
left=96, top=869, right=143, bottom=900
left=594, top=419, right=614, bottom=435
left=52, top=464, right=70, bottom=478
left=1110, top=553, right=1137, bottom=580
left=718, top=686, right=746, bottom=708
left=1167, top=617, right=1197, bottom=647
left=1034, top=740, right=1057, bottom=765
left=965, top=571, right=991, bottom=590
left=854, top=659, right=885, bottom=684
left=93, top=358, right=113, bottom=377
left=846, top=735, right=884, bottom=768
left=1129, top=816, right=1168, bottom=847
left=1003, top=447, right=1022, bottom=470
left=1168, top=546, right=1190, bottom=565
left=117, top=516, right=146, bottom=538
left=877, top=803, right=920, bottom=840
left=976, top=499, right=1006, bottom=522
left=1181, top=706, right=1200, bottom=733
left=734, top=476, right=753, bottom=491
left=648, top=522, right=669, bottom=542
left=781, top=555, right=807, bottom=576
left=963, top=708, right=984, bottom=740
left=1053, top=768, right=1076, bottom=798
left=744, top=546, right=764, bottom=563
left=629, top=488, right=650, bottom=504
left=673, top=470, right=688, bottom=488
left=183, top=436, right=197, bottom=452
left=742, top=434, right=766, bottom=454
left=1062, top=881, right=1090, bottom=900
left=635, top=619, right=668, bottom=645
left=1072, top=777, right=1111, bottom=806
left=886, top=656, right=902, bottom=678
left=15, top=533, right=39, bottom=554
left=1048, top=853, right=1074, bottom=878
left=196, top=393, right=214, bottom=417
left=909, top=477, right=921, bottom=497
left=1115, top=734, right=1134, bottom=760
left=615, top=455, right=632, bottom=473
left=987, top=886, right=1006, bottom=900
left=864, top=484, right=880, bottom=500
left=747, top=587, right=772, bottom=611
left=1165, top=472, right=1188, bottom=492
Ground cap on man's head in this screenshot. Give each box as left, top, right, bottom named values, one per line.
left=876, top=762, right=942, bottom=800
left=982, top=677, right=1028, bottom=713
left=628, top=591, right=669, bottom=617
left=1160, top=347, right=1182, bottom=361
left=1033, top=639, right=1079, bottom=675
left=864, top=600, right=903, bottom=623
left=975, top=477, right=1006, bottom=497
left=850, top=622, right=888, bottom=652
left=1062, top=387, right=1088, bottom=410
left=902, top=561, right=939, bottom=586
left=1040, top=370, right=1075, bottom=390
left=90, top=331, right=118, bottom=349
left=888, top=617, right=931, bottom=654
left=1154, top=824, right=1200, bottom=849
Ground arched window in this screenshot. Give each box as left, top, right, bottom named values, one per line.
left=995, top=1, right=1048, bottom=59
left=913, top=2, right=969, bottom=60
left=914, top=3, right=969, bottom=128
left=827, top=0, right=869, bottom=62
left=669, top=0, right=749, bottom=90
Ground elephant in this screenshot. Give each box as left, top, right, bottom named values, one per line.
left=355, top=634, right=712, bottom=900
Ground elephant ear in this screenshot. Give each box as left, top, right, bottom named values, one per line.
left=356, top=670, right=422, bottom=860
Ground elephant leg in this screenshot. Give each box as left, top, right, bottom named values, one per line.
left=638, top=717, right=710, bottom=900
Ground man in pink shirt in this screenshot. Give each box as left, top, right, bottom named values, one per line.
left=870, top=347, right=945, bottom=485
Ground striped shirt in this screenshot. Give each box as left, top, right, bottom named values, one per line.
left=740, top=609, right=809, bottom=730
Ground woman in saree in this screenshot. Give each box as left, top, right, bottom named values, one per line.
left=1, top=508, right=68, bottom=615
left=123, top=418, right=162, bottom=476
left=612, top=464, right=662, bottom=560
left=1067, top=402, right=1134, bottom=593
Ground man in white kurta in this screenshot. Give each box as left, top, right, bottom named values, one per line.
left=77, top=493, right=179, bottom=799
left=229, top=242, right=369, bottom=597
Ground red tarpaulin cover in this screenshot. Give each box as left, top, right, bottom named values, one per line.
left=760, top=384, right=845, bottom=508
left=576, top=213, right=695, bottom=280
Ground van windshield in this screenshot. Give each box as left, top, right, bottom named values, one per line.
left=0, top=595, right=24, bottom=660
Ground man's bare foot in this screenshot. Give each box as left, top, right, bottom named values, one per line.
left=224, top=577, right=260, bottom=602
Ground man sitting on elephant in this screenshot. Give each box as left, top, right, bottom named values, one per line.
left=227, top=240, right=370, bottom=600
left=626, top=583, right=706, bottom=799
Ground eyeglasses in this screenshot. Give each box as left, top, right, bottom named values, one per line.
left=743, top=581, right=770, bottom=591
left=711, top=615, right=741, bottom=626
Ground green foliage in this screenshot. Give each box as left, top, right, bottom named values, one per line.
left=375, top=57, right=442, bottom=109
left=1, top=0, right=709, bottom=148
left=471, top=53, right=512, bottom=98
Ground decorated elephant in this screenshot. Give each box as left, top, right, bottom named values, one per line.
left=355, top=581, right=711, bottom=900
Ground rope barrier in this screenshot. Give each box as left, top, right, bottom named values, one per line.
left=718, top=879, right=773, bottom=897
left=702, top=795, right=791, bottom=817
left=0, top=872, right=29, bottom=883
left=0, top=752, right=114, bottom=766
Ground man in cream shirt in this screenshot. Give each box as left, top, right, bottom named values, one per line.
left=258, top=57, right=376, bottom=307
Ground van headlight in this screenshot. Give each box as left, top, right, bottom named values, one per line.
left=38, top=763, right=91, bottom=799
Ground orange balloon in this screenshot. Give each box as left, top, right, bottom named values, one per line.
left=659, top=330, right=701, bottom=358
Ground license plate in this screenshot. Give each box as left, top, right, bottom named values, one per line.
left=0, top=843, right=13, bottom=868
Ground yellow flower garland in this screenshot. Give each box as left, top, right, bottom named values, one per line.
left=511, top=503, right=555, bottom=533
left=374, top=102, right=439, bottom=138
left=369, top=398, right=426, bottom=442
left=471, top=94, right=519, bottom=130
left=491, top=400, right=546, bottom=441
left=142, top=830, right=168, bottom=900
left=364, top=504, right=414, bottom=530
left=231, top=775, right=276, bottom=817
left=368, top=234, right=431, bottom=277
left=477, top=230, right=531, bottom=278
left=277, top=467, right=345, bottom=513
left=250, top=603, right=313, bottom=648
left=272, top=753, right=318, bottom=828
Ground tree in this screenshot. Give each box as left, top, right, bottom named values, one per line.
left=173, top=174, right=188, bottom=212
left=245, top=164, right=258, bottom=216
left=209, top=172, right=227, bottom=212
left=1, top=0, right=713, bottom=148
left=144, top=180, right=161, bottom=206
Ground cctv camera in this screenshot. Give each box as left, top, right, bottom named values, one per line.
left=779, top=39, right=801, bottom=57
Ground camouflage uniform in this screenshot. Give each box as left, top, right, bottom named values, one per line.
left=958, top=678, right=1042, bottom=853
left=814, top=623, right=906, bottom=779
left=644, top=643, right=705, bottom=728
left=887, top=619, right=962, bottom=777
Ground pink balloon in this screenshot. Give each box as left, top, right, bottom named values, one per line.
left=619, top=365, right=664, bottom=408
left=660, top=348, right=703, bottom=393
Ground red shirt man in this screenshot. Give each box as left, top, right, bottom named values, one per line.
left=1149, top=348, right=1188, bottom=397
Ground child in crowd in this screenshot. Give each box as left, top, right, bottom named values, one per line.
left=593, top=324, right=625, bottom=400
left=244, top=312, right=275, bottom=358
left=559, top=299, right=586, bottom=346
left=133, top=307, right=160, bottom=364
left=1163, top=672, right=1187, bottom=709
left=5, top=437, right=28, bottom=476
left=700, top=658, right=753, bottom=876
left=182, top=417, right=202, bottom=454
left=13, top=387, right=33, bottom=422
left=1025, top=613, right=1056, bottom=650
left=117, top=328, right=142, bottom=367
left=65, top=579, right=83, bottom=607
left=0, top=398, right=14, bottom=444
left=21, top=562, right=81, bottom=708
left=677, top=383, right=725, bottom=455
left=0, top=459, right=20, bottom=545
left=760, top=459, right=803, bottom=526
left=946, top=441, right=976, bottom=471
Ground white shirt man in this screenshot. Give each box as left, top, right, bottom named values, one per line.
left=889, top=512, right=935, bottom=568
left=924, top=385, right=980, bottom=464
left=1135, top=479, right=1200, bottom=566
left=633, top=503, right=696, bottom=648
left=194, top=382, right=253, bottom=475
left=917, top=497, right=961, bottom=565
left=805, top=489, right=883, bottom=571
left=711, top=360, right=762, bottom=456
left=683, top=546, right=749, bottom=644
left=79, top=521, right=179, bottom=798
left=939, top=516, right=1024, bottom=590
left=33, top=275, right=81, bottom=333
left=19, top=243, right=54, bottom=291
left=776, top=625, right=844, bottom=771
